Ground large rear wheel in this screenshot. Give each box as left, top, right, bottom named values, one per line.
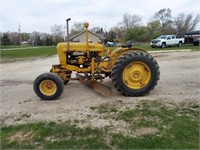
left=111, top=51, right=160, bottom=96
left=33, top=73, right=64, bottom=100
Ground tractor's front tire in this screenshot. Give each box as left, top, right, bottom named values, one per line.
left=111, top=51, right=160, bottom=96
left=33, top=73, right=64, bottom=100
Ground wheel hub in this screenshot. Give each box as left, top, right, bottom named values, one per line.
left=39, top=80, right=57, bottom=96
left=123, top=62, right=151, bottom=89
left=133, top=71, right=141, bottom=80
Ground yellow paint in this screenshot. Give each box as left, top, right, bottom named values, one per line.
left=97, top=48, right=147, bottom=73
left=60, top=64, right=91, bottom=73
left=122, top=61, right=151, bottom=89
left=77, top=56, right=85, bottom=64
left=39, top=80, right=57, bottom=96
left=98, top=61, right=112, bottom=72
left=57, top=42, right=104, bottom=64
left=84, top=22, right=90, bottom=57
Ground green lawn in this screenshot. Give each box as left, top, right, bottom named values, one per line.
left=0, top=46, right=57, bottom=63
left=1, top=101, right=199, bottom=149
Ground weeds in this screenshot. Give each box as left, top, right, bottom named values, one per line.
left=1, top=101, right=199, bottom=149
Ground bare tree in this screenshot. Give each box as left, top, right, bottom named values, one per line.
left=51, top=24, right=65, bottom=44
left=120, top=13, right=142, bottom=29
left=154, top=8, right=173, bottom=33
left=70, top=22, right=84, bottom=36
left=30, top=31, right=40, bottom=45
left=90, top=27, right=104, bottom=34
left=174, top=13, right=200, bottom=37
left=7, top=32, right=20, bottom=45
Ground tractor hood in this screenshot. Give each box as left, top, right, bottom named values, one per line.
left=57, top=42, right=105, bottom=52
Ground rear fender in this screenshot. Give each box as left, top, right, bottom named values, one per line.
left=110, top=47, right=147, bottom=64
left=99, top=48, right=147, bottom=73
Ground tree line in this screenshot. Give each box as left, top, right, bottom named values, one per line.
left=1, top=8, right=199, bottom=47
left=0, top=31, right=55, bottom=47
left=107, top=8, right=199, bottom=43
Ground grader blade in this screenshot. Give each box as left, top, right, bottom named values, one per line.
left=76, top=74, right=112, bottom=96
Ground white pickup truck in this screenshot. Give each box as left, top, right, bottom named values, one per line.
left=150, top=35, right=184, bottom=48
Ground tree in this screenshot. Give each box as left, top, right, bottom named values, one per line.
left=115, top=13, right=143, bottom=42
left=1, top=33, right=11, bottom=47
left=45, top=36, right=54, bottom=46
left=147, top=20, right=161, bottom=34
left=70, top=22, right=84, bottom=36
left=107, top=26, right=125, bottom=42
left=107, top=29, right=117, bottom=42
left=51, top=24, right=65, bottom=44
left=30, top=31, right=41, bottom=45
left=125, top=26, right=149, bottom=42
left=40, top=33, right=54, bottom=46
left=154, top=8, right=173, bottom=33
left=90, top=27, right=104, bottom=34
left=21, top=33, right=30, bottom=42
left=174, top=13, right=200, bottom=37
left=147, top=20, right=162, bottom=40
left=120, top=13, right=142, bottom=29
left=6, top=32, right=20, bottom=45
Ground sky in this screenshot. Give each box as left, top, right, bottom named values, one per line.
left=1, top=0, right=199, bottom=33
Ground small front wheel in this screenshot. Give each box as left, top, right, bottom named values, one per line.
left=33, top=73, right=64, bottom=100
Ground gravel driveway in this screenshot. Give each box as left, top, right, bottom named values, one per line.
left=0, top=50, right=200, bottom=126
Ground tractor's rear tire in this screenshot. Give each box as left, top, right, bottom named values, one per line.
left=111, top=51, right=160, bottom=96
left=33, top=73, right=64, bottom=100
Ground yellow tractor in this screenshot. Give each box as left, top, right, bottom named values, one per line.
left=33, top=19, right=160, bottom=100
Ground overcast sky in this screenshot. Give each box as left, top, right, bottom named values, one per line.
left=1, top=0, right=199, bottom=33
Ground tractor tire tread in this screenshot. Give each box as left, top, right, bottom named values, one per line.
left=33, top=72, right=64, bottom=100
left=111, top=51, right=160, bottom=96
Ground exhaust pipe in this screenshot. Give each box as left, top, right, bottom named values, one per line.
left=66, top=18, right=71, bottom=52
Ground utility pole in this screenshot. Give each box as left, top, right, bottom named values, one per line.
left=18, top=23, right=22, bottom=48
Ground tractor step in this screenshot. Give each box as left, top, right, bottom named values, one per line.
left=76, top=73, right=112, bottom=96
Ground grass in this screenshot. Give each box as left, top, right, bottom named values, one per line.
left=1, top=101, right=199, bottom=149
left=110, top=43, right=200, bottom=51
left=1, top=122, right=109, bottom=149
left=0, top=46, right=56, bottom=63
left=90, top=100, right=199, bottom=149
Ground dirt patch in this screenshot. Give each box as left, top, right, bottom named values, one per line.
left=134, top=127, right=159, bottom=136
left=7, top=131, right=36, bottom=143
left=0, top=51, right=200, bottom=128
